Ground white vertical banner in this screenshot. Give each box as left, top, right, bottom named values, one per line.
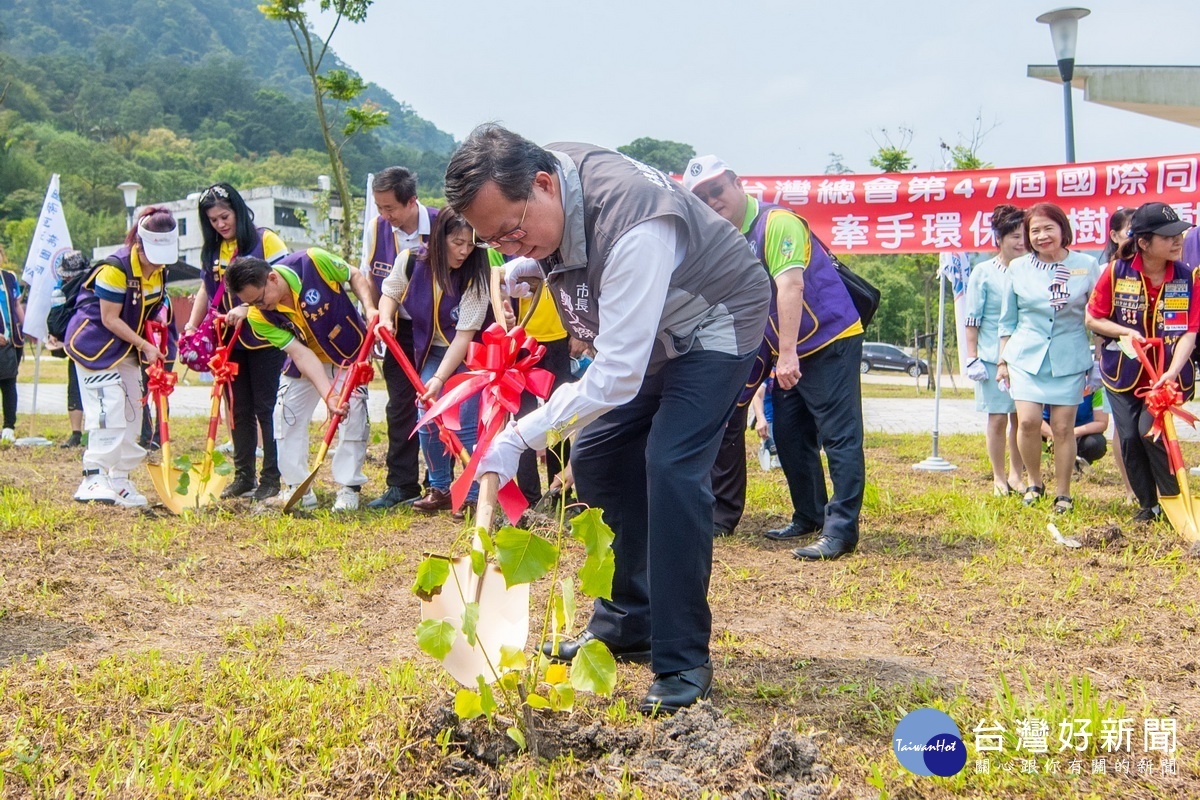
left=21, top=174, right=74, bottom=341
left=359, top=172, right=376, bottom=267
left=939, top=251, right=973, bottom=374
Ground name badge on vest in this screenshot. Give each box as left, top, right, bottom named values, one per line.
left=1113, top=278, right=1141, bottom=312
left=372, top=260, right=391, bottom=279
left=1162, top=281, right=1190, bottom=330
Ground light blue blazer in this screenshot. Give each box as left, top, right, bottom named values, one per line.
left=998, top=250, right=1098, bottom=377
left=964, top=256, right=1010, bottom=364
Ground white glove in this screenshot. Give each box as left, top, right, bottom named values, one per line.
left=966, top=358, right=988, bottom=382
left=503, top=257, right=544, bottom=299
left=476, top=421, right=528, bottom=485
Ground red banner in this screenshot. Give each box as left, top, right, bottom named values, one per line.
left=729, top=153, right=1200, bottom=254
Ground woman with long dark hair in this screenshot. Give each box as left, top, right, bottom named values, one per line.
left=376, top=206, right=492, bottom=515
left=66, top=206, right=177, bottom=507
left=1099, top=207, right=1135, bottom=265
left=186, top=183, right=289, bottom=501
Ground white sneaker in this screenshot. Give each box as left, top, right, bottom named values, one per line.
left=267, top=484, right=318, bottom=510
left=1, top=428, right=13, bottom=442
left=74, top=471, right=117, bottom=504
left=110, top=476, right=148, bottom=508
left=332, top=486, right=360, bottom=512
left=216, top=440, right=234, bottom=454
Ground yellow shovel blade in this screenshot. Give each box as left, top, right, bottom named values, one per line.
left=146, top=440, right=228, bottom=514
left=420, top=557, right=531, bottom=687
left=1159, top=494, right=1200, bottom=543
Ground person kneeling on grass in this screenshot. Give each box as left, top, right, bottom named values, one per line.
left=224, top=248, right=377, bottom=512
left=1040, top=385, right=1109, bottom=474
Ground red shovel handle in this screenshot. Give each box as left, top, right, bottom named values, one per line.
left=321, top=321, right=377, bottom=447
left=376, top=326, right=471, bottom=466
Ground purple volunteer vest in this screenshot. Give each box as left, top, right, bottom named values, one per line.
left=1098, top=257, right=1195, bottom=398
left=401, top=256, right=492, bottom=372
left=1182, top=227, right=1200, bottom=271
left=259, top=249, right=366, bottom=376
left=202, top=227, right=271, bottom=349
left=737, top=203, right=861, bottom=403
left=366, top=208, right=439, bottom=296
left=65, top=247, right=171, bottom=370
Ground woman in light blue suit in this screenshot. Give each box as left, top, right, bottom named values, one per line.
left=964, top=205, right=1027, bottom=496
left=996, top=203, right=1099, bottom=513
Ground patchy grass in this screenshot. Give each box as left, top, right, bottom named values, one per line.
left=0, top=421, right=1197, bottom=798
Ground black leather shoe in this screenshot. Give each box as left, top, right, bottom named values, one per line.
left=764, top=522, right=821, bottom=541
left=60, top=432, right=83, bottom=448
left=542, top=629, right=651, bottom=665
left=366, top=485, right=421, bottom=510
left=220, top=475, right=257, bottom=499
left=638, top=659, right=713, bottom=716
left=792, top=535, right=856, bottom=561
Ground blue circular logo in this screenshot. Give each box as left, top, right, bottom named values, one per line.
left=892, top=708, right=967, bottom=777
left=304, top=288, right=320, bottom=306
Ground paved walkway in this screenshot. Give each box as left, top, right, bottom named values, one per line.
left=24, top=381, right=1200, bottom=441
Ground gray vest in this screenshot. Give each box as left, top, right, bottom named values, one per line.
left=542, top=144, right=770, bottom=372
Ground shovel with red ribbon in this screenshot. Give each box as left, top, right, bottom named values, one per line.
left=1128, top=337, right=1200, bottom=542
left=280, top=321, right=377, bottom=513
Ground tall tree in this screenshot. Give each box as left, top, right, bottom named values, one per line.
left=617, top=137, right=695, bottom=174
left=259, top=0, right=387, bottom=258
left=868, top=127, right=915, bottom=173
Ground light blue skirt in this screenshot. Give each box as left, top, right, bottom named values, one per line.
left=975, top=361, right=1016, bottom=414
left=1009, top=359, right=1087, bottom=407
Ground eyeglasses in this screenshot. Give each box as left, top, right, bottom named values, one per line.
left=245, top=285, right=269, bottom=309
left=476, top=194, right=531, bottom=248
left=693, top=181, right=726, bottom=204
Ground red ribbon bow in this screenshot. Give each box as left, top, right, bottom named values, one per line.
left=420, top=323, right=555, bottom=520
left=1131, top=338, right=1199, bottom=450
left=145, top=361, right=177, bottom=401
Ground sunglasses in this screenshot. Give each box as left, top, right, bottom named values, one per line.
left=476, top=194, right=531, bottom=248
left=693, top=181, right=727, bottom=204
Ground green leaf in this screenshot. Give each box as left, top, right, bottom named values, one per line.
left=476, top=527, right=494, bottom=555
left=498, top=645, right=526, bottom=672
left=174, top=471, right=191, bottom=496
left=570, top=639, right=617, bottom=696
left=477, top=675, right=497, bottom=716
left=173, top=454, right=193, bottom=471
left=550, top=684, right=575, bottom=711
left=415, top=619, right=457, bottom=661
left=469, top=548, right=485, bottom=577
left=578, top=550, right=615, bottom=600
left=454, top=689, right=483, bottom=720
left=507, top=726, right=526, bottom=750
left=460, top=602, right=479, bottom=647
left=571, top=507, right=615, bottom=553
left=525, top=693, right=550, bottom=709
left=561, top=577, right=576, bottom=630
left=493, top=527, right=558, bottom=588
left=411, top=557, right=450, bottom=601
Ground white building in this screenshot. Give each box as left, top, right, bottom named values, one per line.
left=93, top=184, right=344, bottom=270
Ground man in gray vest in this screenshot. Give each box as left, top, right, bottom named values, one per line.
left=445, top=124, right=770, bottom=716
left=685, top=156, right=865, bottom=561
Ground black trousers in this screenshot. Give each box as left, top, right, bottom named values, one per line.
left=67, top=359, right=82, bottom=413
left=514, top=337, right=576, bottom=504
left=230, top=345, right=286, bottom=486
left=0, top=376, right=16, bottom=429
left=710, top=403, right=750, bottom=532
left=1076, top=433, right=1107, bottom=465
left=576, top=349, right=758, bottom=675
left=380, top=319, right=422, bottom=497
left=1107, top=388, right=1178, bottom=508
left=772, top=335, right=866, bottom=544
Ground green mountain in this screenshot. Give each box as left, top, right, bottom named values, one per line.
left=0, top=0, right=456, bottom=260
left=0, top=0, right=454, bottom=153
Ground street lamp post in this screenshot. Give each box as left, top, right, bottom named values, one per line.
left=1036, top=6, right=1090, bottom=164
left=117, top=181, right=142, bottom=229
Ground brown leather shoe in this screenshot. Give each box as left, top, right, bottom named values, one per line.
left=412, top=487, right=452, bottom=514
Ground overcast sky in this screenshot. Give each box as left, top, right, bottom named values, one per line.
left=312, top=0, right=1199, bottom=175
